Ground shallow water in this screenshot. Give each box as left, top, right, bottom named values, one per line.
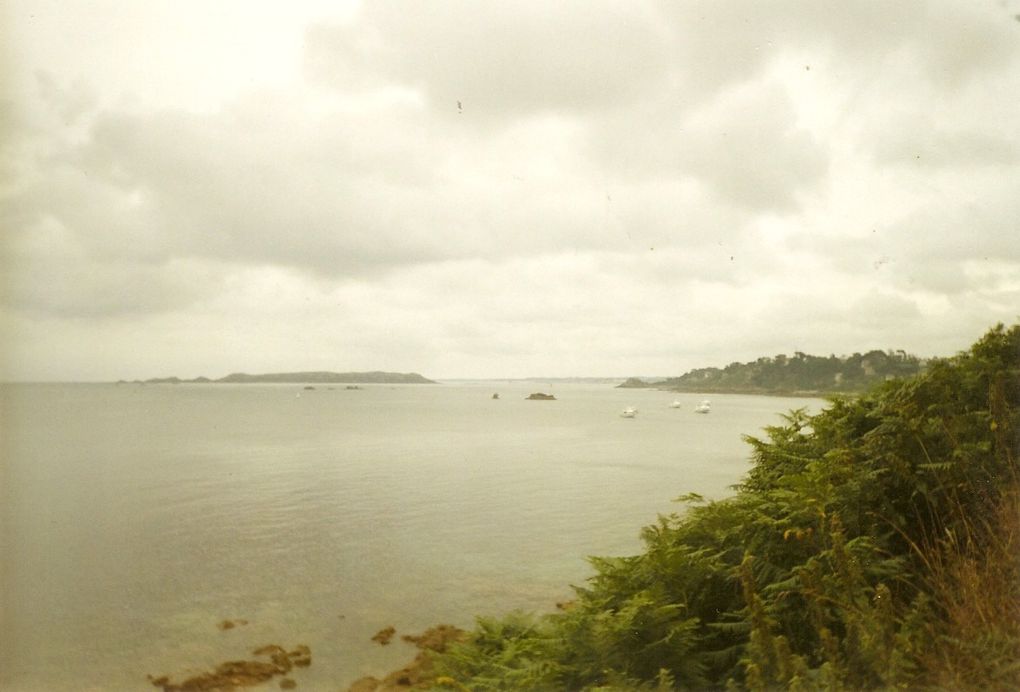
left=0, top=382, right=823, bottom=690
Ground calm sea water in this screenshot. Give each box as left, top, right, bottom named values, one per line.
left=0, top=382, right=823, bottom=691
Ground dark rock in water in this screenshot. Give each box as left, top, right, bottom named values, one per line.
left=252, top=645, right=286, bottom=656
left=350, top=625, right=467, bottom=691
left=148, top=642, right=311, bottom=691
left=399, top=624, right=465, bottom=652
left=148, top=659, right=277, bottom=690
left=492, top=392, right=499, bottom=399
left=303, top=386, right=315, bottom=390
left=371, top=626, right=396, bottom=645
left=288, top=645, right=311, bottom=667
left=526, top=392, right=556, bottom=400
left=217, top=618, right=248, bottom=630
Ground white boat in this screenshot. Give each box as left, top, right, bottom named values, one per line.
left=669, top=399, right=683, bottom=408
left=620, top=406, right=638, bottom=418
left=694, top=399, right=711, bottom=414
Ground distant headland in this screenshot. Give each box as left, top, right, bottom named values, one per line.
left=122, top=371, right=437, bottom=385
left=618, top=348, right=926, bottom=396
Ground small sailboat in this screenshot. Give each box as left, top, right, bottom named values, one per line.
left=669, top=399, right=683, bottom=408
left=694, top=399, right=711, bottom=414
left=620, top=406, right=638, bottom=418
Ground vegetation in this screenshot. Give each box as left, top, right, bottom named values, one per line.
left=424, top=324, right=1019, bottom=690
left=621, top=349, right=925, bottom=395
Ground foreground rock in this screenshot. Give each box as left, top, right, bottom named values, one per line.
left=348, top=625, right=467, bottom=691
left=148, top=644, right=311, bottom=691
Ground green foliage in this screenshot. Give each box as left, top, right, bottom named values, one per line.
left=661, top=347, right=925, bottom=395
left=426, top=324, right=1020, bottom=691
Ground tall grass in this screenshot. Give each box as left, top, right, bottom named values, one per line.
left=919, top=485, right=1020, bottom=689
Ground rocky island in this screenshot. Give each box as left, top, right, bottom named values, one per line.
left=525, top=392, right=556, bottom=400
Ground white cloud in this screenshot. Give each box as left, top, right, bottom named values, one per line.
left=306, top=1, right=673, bottom=118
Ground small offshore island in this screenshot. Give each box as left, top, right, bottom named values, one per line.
left=122, top=371, right=437, bottom=385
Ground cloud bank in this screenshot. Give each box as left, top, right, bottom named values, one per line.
left=2, top=0, right=1018, bottom=380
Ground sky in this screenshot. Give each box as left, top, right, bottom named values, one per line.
left=2, top=1, right=1019, bottom=381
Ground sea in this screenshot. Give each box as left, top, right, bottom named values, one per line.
left=0, top=382, right=824, bottom=691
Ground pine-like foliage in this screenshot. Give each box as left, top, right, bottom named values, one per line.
left=428, top=324, right=1019, bottom=691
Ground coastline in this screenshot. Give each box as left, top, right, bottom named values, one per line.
left=658, top=386, right=849, bottom=398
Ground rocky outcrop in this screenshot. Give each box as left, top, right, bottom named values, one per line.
left=371, top=626, right=396, bottom=645
left=147, top=644, right=311, bottom=691
left=348, top=625, right=467, bottom=692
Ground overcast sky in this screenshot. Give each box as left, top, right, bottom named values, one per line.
left=2, top=1, right=1018, bottom=381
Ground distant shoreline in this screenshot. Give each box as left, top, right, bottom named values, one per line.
left=118, top=371, right=438, bottom=385
left=650, top=386, right=843, bottom=399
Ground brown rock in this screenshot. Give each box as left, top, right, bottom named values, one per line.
left=215, top=660, right=278, bottom=678
left=525, top=392, right=556, bottom=400
left=371, top=626, right=396, bottom=645
left=149, top=643, right=311, bottom=691
left=348, top=626, right=468, bottom=691
left=400, top=624, right=466, bottom=653
left=217, top=618, right=248, bottom=631
left=252, top=645, right=286, bottom=657
left=279, top=678, right=297, bottom=689
left=288, top=645, right=311, bottom=667
left=347, top=677, right=381, bottom=692
left=270, top=651, right=293, bottom=674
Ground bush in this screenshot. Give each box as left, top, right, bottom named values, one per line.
left=428, top=324, right=1020, bottom=690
